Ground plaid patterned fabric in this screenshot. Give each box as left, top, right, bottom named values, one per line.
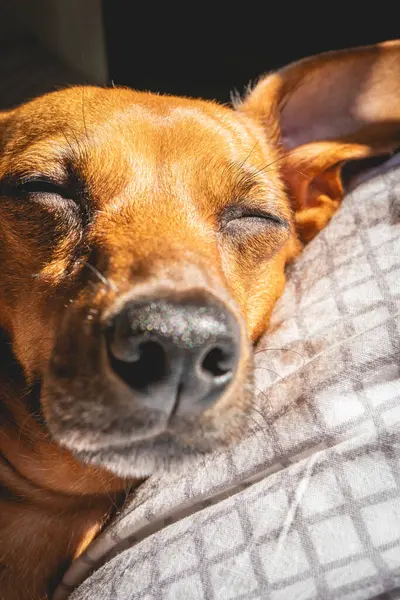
left=54, top=163, right=400, bottom=600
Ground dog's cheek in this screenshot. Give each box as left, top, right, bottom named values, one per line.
left=8, top=204, right=82, bottom=280
left=11, top=300, right=61, bottom=380
left=11, top=279, right=105, bottom=380
left=0, top=203, right=85, bottom=372
left=219, top=243, right=288, bottom=341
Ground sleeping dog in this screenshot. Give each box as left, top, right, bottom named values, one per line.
left=0, top=41, right=399, bottom=599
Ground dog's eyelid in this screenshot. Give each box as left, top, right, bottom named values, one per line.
left=219, top=205, right=289, bottom=230
left=238, top=211, right=288, bottom=227
left=0, top=175, right=74, bottom=199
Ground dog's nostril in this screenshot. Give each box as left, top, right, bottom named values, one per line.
left=106, top=296, right=241, bottom=414
left=109, top=340, right=167, bottom=391
left=201, top=346, right=234, bottom=378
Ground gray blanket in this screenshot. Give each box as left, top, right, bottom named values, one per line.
left=54, top=162, right=400, bottom=600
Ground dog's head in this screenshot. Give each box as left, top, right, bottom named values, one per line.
left=0, top=42, right=399, bottom=476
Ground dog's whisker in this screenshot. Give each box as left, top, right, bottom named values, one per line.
left=16, top=412, right=35, bottom=456
left=96, top=470, right=120, bottom=511
left=62, top=121, right=91, bottom=168
left=254, top=346, right=306, bottom=367
left=247, top=414, right=266, bottom=436
left=253, top=366, right=284, bottom=381
left=61, top=128, right=78, bottom=159
left=252, top=389, right=275, bottom=419
left=250, top=150, right=312, bottom=180
left=81, top=87, right=89, bottom=142
left=249, top=402, right=272, bottom=434
left=80, top=261, right=118, bottom=292
left=239, top=142, right=259, bottom=170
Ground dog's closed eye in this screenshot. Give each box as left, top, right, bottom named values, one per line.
left=0, top=174, right=93, bottom=226
left=219, top=204, right=290, bottom=259
left=2, top=176, right=74, bottom=201
left=220, top=205, right=289, bottom=230
left=13, top=178, right=68, bottom=196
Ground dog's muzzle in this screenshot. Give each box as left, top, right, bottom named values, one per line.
left=105, top=293, right=241, bottom=421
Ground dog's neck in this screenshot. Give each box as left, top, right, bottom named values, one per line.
left=0, top=394, right=126, bottom=497
left=0, top=335, right=127, bottom=488
left=0, top=330, right=127, bottom=496
left=0, top=333, right=132, bottom=598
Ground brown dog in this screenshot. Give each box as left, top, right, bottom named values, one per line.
left=0, top=41, right=399, bottom=599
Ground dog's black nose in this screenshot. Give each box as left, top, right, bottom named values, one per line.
left=106, top=295, right=241, bottom=417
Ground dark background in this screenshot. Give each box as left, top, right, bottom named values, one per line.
left=102, top=3, right=398, bottom=103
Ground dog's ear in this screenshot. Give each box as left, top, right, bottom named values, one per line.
left=0, top=111, right=9, bottom=125
left=240, top=40, right=400, bottom=241
left=0, top=111, right=10, bottom=148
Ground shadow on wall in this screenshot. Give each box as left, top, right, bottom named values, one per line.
left=0, top=1, right=84, bottom=110
left=0, top=0, right=398, bottom=109
left=102, top=2, right=399, bottom=102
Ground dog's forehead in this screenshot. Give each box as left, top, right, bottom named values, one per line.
left=12, top=87, right=269, bottom=164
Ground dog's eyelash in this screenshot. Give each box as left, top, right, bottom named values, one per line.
left=235, top=211, right=287, bottom=226
left=0, top=175, right=72, bottom=199
left=11, top=178, right=69, bottom=197
left=220, top=205, right=289, bottom=230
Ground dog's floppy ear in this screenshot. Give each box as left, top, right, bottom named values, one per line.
left=0, top=111, right=9, bottom=125
left=240, top=40, right=400, bottom=241
left=0, top=110, right=10, bottom=150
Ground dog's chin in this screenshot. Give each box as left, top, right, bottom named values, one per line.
left=67, top=433, right=224, bottom=478
left=50, top=419, right=247, bottom=478
left=44, top=399, right=252, bottom=478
